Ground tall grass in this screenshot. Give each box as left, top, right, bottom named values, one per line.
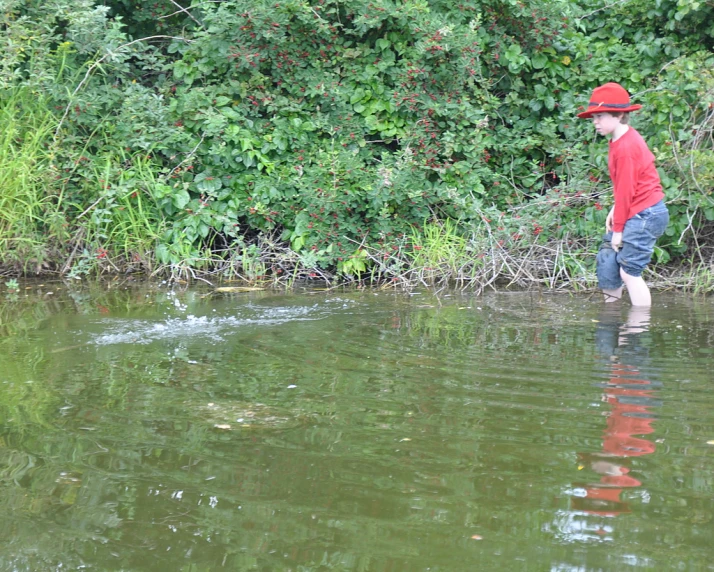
left=69, top=150, right=168, bottom=274
left=0, top=87, right=170, bottom=277
left=405, top=219, right=472, bottom=288
left=0, top=88, right=67, bottom=273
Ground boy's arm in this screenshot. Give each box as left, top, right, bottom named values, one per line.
left=611, top=231, right=623, bottom=251
left=605, top=206, right=622, bottom=250
left=611, top=154, right=637, bottom=233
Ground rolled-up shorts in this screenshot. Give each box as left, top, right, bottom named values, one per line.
left=596, top=200, right=669, bottom=289
left=596, top=235, right=622, bottom=290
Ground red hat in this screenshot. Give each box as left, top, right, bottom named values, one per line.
left=576, top=82, right=642, bottom=118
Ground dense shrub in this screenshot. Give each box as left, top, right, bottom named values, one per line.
left=0, top=0, right=712, bottom=280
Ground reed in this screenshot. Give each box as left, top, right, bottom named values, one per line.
left=0, top=88, right=66, bottom=272
left=91, top=153, right=165, bottom=257
left=59, top=149, right=171, bottom=277
left=407, top=219, right=470, bottom=284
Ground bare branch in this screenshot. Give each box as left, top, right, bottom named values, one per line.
left=164, top=0, right=204, bottom=28
left=168, top=134, right=206, bottom=177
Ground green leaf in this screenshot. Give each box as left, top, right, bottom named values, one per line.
left=532, top=53, right=548, bottom=69
left=350, top=88, right=365, bottom=104
left=155, top=243, right=170, bottom=264
left=221, top=107, right=240, bottom=120
left=376, top=38, right=391, bottom=51
left=173, top=190, right=191, bottom=210
left=197, top=177, right=222, bottom=193
left=291, top=234, right=306, bottom=251
left=274, top=136, right=287, bottom=151
left=505, top=44, right=522, bottom=58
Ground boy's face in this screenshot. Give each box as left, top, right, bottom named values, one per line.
left=591, top=112, right=621, bottom=137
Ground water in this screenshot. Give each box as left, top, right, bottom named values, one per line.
left=1, top=283, right=713, bottom=571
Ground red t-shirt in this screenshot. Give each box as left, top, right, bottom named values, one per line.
left=608, top=127, right=665, bottom=232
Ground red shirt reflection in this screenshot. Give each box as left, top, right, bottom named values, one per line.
left=573, top=366, right=656, bottom=517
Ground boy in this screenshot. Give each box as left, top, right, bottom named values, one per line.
left=577, top=82, right=669, bottom=306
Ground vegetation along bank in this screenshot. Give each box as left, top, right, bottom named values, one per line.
left=1, top=0, right=713, bottom=292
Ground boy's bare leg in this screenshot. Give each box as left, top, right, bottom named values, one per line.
left=620, top=269, right=651, bottom=306
left=602, top=287, right=623, bottom=302
left=618, top=306, right=651, bottom=343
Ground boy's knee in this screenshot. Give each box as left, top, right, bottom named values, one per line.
left=620, top=267, right=641, bottom=281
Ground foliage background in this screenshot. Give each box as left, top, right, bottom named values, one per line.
left=1, top=0, right=713, bottom=286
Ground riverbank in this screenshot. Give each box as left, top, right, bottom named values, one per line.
left=2, top=230, right=712, bottom=295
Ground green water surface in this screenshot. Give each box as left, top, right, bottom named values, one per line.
left=1, top=282, right=713, bottom=571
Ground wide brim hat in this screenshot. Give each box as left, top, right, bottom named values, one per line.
left=577, top=82, right=642, bottom=118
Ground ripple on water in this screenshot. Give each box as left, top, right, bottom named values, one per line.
left=87, top=299, right=359, bottom=346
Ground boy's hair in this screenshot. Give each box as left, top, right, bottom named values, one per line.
left=616, top=112, right=630, bottom=125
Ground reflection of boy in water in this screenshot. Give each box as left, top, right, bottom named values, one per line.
left=572, top=306, right=659, bottom=517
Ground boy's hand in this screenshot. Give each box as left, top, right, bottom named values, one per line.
left=605, top=207, right=614, bottom=232
left=611, top=232, right=622, bottom=251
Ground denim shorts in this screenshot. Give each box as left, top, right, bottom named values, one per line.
left=596, top=236, right=622, bottom=290
left=596, top=200, right=669, bottom=288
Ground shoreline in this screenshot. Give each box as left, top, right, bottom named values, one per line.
left=2, top=247, right=711, bottom=295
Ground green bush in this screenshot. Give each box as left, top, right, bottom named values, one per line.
left=0, top=0, right=712, bottom=282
